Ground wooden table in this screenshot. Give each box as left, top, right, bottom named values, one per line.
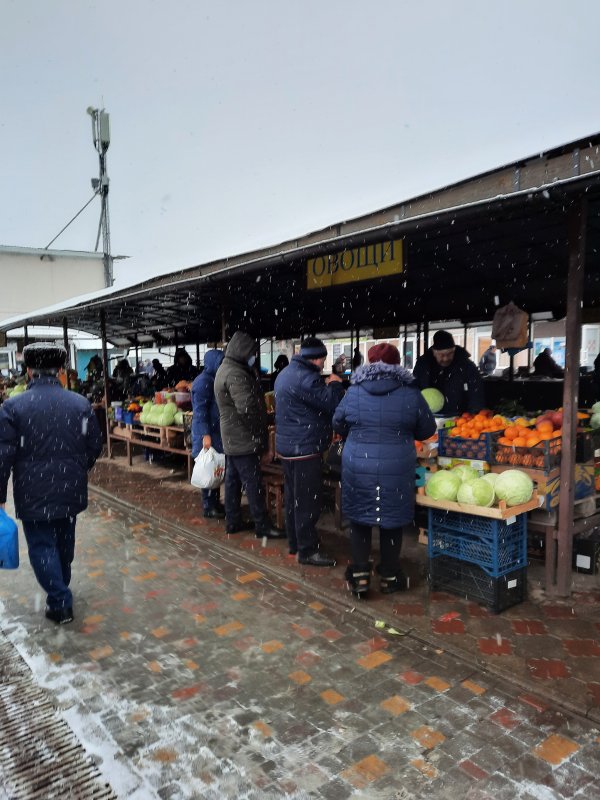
left=110, top=422, right=193, bottom=480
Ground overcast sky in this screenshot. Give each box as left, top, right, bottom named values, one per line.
left=2, top=0, right=600, bottom=289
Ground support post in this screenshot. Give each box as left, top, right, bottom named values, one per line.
left=62, top=317, right=70, bottom=390
left=527, top=315, right=533, bottom=371
left=416, top=322, right=421, bottom=358
left=24, top=325, right=29, bottom=347
left=555, top=198, right=587, bottom=597
left=423, top=320, right=429, bottom=352
left=403, top=323, right=408, bottom=366
left=100, top=310, right=112, bottom=458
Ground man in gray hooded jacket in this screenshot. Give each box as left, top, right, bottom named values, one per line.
left=214, top=331, right=284, bottom=539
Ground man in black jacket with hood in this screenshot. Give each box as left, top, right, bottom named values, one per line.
left=214, top=331, right=285, bottom=540
left=413, top=330, right=484, bottom=415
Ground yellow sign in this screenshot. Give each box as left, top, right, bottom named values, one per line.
left=307, top=239, right=403, bottom=290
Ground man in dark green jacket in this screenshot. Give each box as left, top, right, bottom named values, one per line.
left=214, top=331, right=284, bottom=539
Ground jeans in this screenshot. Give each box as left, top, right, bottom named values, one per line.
left=349, top=522, right=403, bottom=575
left=202, top=488, right=221, bottom=513
left=224, top=454, right=269, bottom=531
left=281, top=456, right=322, bottom=558
left=21, top=517, right=77, bottom=610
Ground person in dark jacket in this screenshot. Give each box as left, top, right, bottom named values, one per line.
left=191, top=349, right=225, bottom=519
left=333, top=343, right=436, bottom=597
left=533, top=347, right=564, bottom=378
left=214, top=331, right=284, bottom=540
left=151, top=358, right=167, bottom=388
left=269, top=354, right=289, bottom=389
left=274, top=337, right=344, bottom=566
left=166, top=348, right=198, bottom=387
left=412, top=330, right=484, bottom=415
left=479, top=345, right=497, bottom=375
left=0, top=343, right=103, bottom=624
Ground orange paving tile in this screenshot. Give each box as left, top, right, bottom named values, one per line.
left=252, top=721, right=272, bottom=738
left=341, top=754, right=390, bottom=788
left=83, top=614, right=105, bottom=625
left=213, top=621, right=244, bottom=636
left=462, top=679, right=486, bottom=695
left=133, top=571, right=158, bottom=582
left=89, top=645, right=113, bottom=661
left=411, top=725, right=446, bottom=749
left=425, top=676, right=450, bottom=692
left=150, top=749, right=177, bottom=763
left=261, top=640, right=284, bottom=653
left=148, top=661, right=162, bottom=673
left=411, top=758, right=438, bottom=779
left=288, top=670, right=312, bottom=685
left=237, top=571, right=264, bottom=584
left=232, top=591, right=251, bottom=600
left=49, top=653, right=61, bottom=663
left=183, top=659, right=199, bottom=670
left=309, top=601, right=325, bottom=611
left=320, top=689, right=345, bottom=705
left=197, top=574, right=213, bottom=583
left=357, top=650, right=392, bottom=670
left=380, top=695, right=411, bottom=715
left=534, top=734, right=580, bottom=765
left=151, top=626, right=169, bottom=638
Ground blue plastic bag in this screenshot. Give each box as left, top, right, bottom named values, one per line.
left=0, top=509, right=19, bottom=569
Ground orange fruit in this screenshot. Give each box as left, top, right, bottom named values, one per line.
left=525, top=435, right=541, bottom=447
left=536, top=420, right=553, bottom=434
left=512, top=437, right=527, bottom=447
left=504, top=427, right=519, bottom=440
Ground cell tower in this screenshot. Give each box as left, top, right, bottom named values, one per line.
left=87, top=106, right=113, bottom=286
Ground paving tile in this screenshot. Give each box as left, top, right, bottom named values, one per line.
left=534, top=733, right=581, bottom=765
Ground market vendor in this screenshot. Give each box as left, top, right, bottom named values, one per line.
left=413, top=330, right=484, bottom=415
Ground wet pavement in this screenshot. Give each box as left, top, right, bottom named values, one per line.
left=90, top=453, right=600, bottom=722
left=0, top=453, right=598, bottom=798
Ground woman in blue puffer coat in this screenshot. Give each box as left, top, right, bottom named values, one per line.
left=332, top=343, right=436, bottom=597
left=191, top=348, right=225, bottom=518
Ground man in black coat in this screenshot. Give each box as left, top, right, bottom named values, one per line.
left=412, top=330, right=484, bottom=415
left=0, top=343, right=103, bottom=624
left=214, top=331, right=285, bottom=540
left=275, top=337, right=344, bottom=566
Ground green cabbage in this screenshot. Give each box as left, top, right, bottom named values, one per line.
left=591, top=413, right=600, bottom=429
left=494, top=470, right=534, bottom=506
left=421, top=388, right=445, bottom=413
left=425, top=470, right=461, bottom=501
left=470, top=478, right=495, bottom=507
left=481, top=473, right=499, bottom=490
left=452, top=465, right=479, bottom=483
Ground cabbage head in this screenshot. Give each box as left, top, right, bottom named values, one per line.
left=591, top=413, right=600, bottom=429
left=421, top=388, right=444, bottom=413
left=452, top=465, right=479, bottom=483
left=456, top=479, right=494, bottom=507
left=494, top=470, right=534, bottom=506
left=481, top=472, right=498, bottom=490
left=425, top=470, right=461, bottom=501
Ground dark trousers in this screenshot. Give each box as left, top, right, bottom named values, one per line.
left=21, top=517, right=77, bottom=610
left=224, top=454, right=269, bottom=530
left=281, top=456, right=322, bottom=558
left=350, top=522, right=403, bottom=575
left=202, top=488, right=221, bottom=513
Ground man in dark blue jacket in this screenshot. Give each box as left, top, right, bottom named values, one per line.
left=0, top=343, right=103, bottom=624
left=412, top=330, right=484, bottom=415
left=191, top=348, right=225, bottom=519
left=274, top=337, right=344, bottom=566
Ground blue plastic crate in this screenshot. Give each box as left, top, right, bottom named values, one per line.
left=428, top=508, right=527, bottom=577
left=428, top=527, right=526, bottom=577
left=429, top=508, right=525, bottom=539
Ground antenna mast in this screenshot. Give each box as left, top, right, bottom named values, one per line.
left=87, top=106, right=113, bottom=286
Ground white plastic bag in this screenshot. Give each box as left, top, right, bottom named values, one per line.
left=191, top=447, right=226, bottom=489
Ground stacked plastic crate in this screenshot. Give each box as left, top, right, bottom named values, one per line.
left=428, top=506, right=528, bottom=613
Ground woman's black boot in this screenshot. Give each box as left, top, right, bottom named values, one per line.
left=377, top=565, right=410, bottom=594
left=344, top=564, right=371, bottom=598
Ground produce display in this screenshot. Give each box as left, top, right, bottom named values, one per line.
left=139, top=401, right=178, bottom=427
left=425, top=463, right=534, bottom=509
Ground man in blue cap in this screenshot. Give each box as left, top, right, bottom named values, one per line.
left=0, top=342, right=103, bottom=624
left=275, top=337, right=344, bottom=566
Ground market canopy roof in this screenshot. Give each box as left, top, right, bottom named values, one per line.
left=2, top=133, right=600, bottom=347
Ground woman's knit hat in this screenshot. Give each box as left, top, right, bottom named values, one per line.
left=368, top=343, right=401, bottom=365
